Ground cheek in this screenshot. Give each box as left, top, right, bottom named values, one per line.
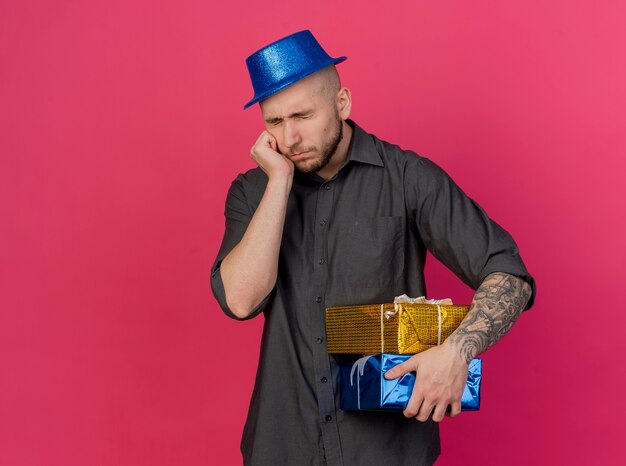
left=277, top=140, right=289, bottom=154
left=315, top=120, right=331, bottom=142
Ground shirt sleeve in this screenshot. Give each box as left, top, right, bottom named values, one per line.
left=405, top=157, right=536, bottom=310
left=210, top=174, right=273, bottom=320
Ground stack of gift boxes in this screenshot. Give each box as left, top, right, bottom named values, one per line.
left=325, top=298, right=482, bottom=412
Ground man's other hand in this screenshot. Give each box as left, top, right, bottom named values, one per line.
left=384, top=343, right=468, bottom=423
left=250, top=131, right=294, bottom=180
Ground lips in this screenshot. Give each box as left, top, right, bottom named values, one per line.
left=290, top=151, right=310, bottom=160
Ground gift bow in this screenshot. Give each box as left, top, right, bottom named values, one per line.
left=382, top=295, right=451, bottom=351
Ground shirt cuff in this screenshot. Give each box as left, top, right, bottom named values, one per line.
left=210, top=260, right=272, bottom=320
left=478, top=263, right=537, bottom=311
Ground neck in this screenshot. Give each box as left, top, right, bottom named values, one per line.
left=316, top=121, right=353, bottom=181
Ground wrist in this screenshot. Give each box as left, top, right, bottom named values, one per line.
left=266, top=173, right=293, bottom=193
left=442, top=337, right=473, bottom=365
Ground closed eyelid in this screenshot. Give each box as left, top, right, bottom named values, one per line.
left=292, top=111, right=313, bottom=118
left=265, top=111, right=313, bottom=125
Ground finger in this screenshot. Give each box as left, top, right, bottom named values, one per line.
left=415, top=399, right=435, bottom=422
left=385, top=357, right=417, bottom=380
left=268, top=135, right=277, bottom=151
left=431, top=402, right=448, bottom=423
left=251, top=132, right=280, bottom=162
left=260, top=131, right=276, bottom=147
left=265, top=130, right=276, bottom=143
left=253, top=131, right=274, bottom=149
left=403, top=391, right=424, bottom=418
left=250, top=132, right=268, bottom=159
left=446, top=401, right=462, bottom=419
left=254, top=130, right=270, bottom=146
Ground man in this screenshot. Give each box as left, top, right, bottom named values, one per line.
left=211, top=30, right=535, bottom=466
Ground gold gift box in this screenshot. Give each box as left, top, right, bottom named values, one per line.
left=325, top=302, right=469, bottom=354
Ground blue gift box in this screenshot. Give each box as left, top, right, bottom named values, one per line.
left=339, top=354, right=482, bottom=411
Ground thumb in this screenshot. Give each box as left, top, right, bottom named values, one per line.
left=384, top=355, right=419, bottom=380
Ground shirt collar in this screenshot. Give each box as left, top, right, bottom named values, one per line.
left=345, top=119, right=385, bottom=168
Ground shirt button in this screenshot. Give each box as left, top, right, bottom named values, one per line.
left=320, top=219, right=327, bottom=226
left=321, top=377, right=328, bottom=383
left=325, top=415, right=332, bottom=422
left=324, top=185, right=331, bottom=190
left=315, top=296, right=322, bottom=303
left=316, top=336, right=324, bottom=343
left=318, top=258, right=326, bottom=265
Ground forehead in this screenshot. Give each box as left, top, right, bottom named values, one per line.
left=260, top=74, right=326, bottom=118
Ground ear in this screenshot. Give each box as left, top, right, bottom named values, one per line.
left=335, top=87, right=352, bottom=120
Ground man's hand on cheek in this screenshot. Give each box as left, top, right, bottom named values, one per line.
left=250, top=130, right=294, bottom=180
left=384, top=343, right=469, bottom=422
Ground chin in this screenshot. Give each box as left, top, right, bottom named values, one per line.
left=295, top=158, right=323, bottom=174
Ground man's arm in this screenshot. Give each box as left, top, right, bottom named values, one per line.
left=219, top=131, right=294, bottom=319
left=384, top=272, right=532, bottom=422
left=447, top=272, right=532, bottom=363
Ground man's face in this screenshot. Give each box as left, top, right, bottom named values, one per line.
left=260, top=73, right=344, bottom=175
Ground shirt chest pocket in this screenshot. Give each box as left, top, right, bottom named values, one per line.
left=330, top=216, right=405, bottom=289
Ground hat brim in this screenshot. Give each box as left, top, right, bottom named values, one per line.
left=243, top=56, right=347, bottom=110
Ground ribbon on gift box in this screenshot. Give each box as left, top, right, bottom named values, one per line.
left=349, top=355, right=370, bottom=410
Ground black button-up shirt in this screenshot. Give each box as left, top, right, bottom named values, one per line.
left=211, top=120, right=535, bottom=466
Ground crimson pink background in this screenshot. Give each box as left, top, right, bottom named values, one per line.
left=2, top=1, right=625, bottom=465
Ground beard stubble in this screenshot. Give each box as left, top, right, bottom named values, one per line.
left=294, top=115, right=343, bottom=175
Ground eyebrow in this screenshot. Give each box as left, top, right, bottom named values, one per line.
left=264, top=110, right=313, bottom=125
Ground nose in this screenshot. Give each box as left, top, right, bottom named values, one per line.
left=282, top=121, right=302, bottom=151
